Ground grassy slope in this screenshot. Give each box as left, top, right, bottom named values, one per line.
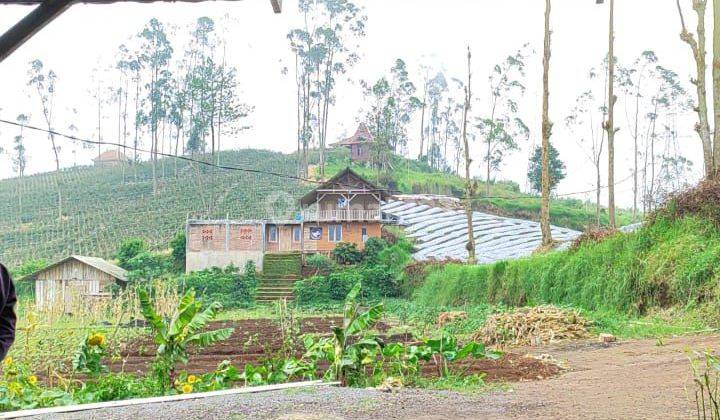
left=323, top=153, right=634, bottom=231
left=0, top=147, right=629, bottom=267
left=415, top=216, right=720, bottom=316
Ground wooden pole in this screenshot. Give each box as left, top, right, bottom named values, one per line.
left=540, top=0, right=553, bottom=246
left=606, top=0, right=617, bottom=228
left=0, top=0, right=75, bottom=63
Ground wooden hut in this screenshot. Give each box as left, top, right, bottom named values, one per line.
left=22, top=256, right=127, bottom=312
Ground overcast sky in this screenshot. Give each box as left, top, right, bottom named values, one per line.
left=0, top=0, right=703, bottom=207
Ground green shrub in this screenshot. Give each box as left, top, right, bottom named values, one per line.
left=125, top=251, right=173, bottom=282
left=415, top=216, right=720, bottom=315
left=377, top=238, right=413, bottom=274
left=169, top=231, right=186, bottom=272
left=332, top=242, right=363, bottom=265
left=294, top=266, right=399, bottom=304
left=361, top=265, right=400, bottom=300
left=363, top=237, right=388, bottom=264
left=294, top=270, right=360, bottom=304
left=180, top=263, right=256, bottom=308
left=116, top=238, right=148, bottom=269
left=305, top=253, right=335, bottom=276
left=10, top=259, right=48, bottom=298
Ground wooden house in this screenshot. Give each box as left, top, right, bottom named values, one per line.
left=333, top=123, right=374, bottom=163
left=22, top=256, right=127, bottom=312
left=296, top=167, right=388, bottom=253
left=185, top=168, right=390, bottom=272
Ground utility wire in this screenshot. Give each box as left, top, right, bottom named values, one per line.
left=0, top=118, right=325, bottom=185
left=0, top=117, right=638, bottom=202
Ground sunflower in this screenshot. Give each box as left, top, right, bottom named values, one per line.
left=187, top=375, right=197, bottom=384
left=27, top=375, right=38, bottom=385
left=182, top=384, right=193, bottom=394
left=87, top=333, right=106, bottom=347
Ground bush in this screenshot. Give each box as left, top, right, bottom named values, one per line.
left=180, top=263, right=257, bottom=308
left=169, top=231, right=186, bottom=272
left=294, top=266, right=399, bottom=304
left=305, top=253, right=335, bottom=276
left=361, top=265, right=400, bottom=300
left=363, top=237, right=388, bottom=265
left=295, top=270, right=361, bottom=304
left=332, top=242, right=363, bottom=265
left=116, top=238, right=148, bottom=269
left=10, top=259, right=48, bottom=298
left=125, top=251, right=173, bottom=283
left=377, top=239, right=413, bottom=274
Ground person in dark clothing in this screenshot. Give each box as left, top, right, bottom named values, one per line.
left=0, top=264, right=16, bottom=361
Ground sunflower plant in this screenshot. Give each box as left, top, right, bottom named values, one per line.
left=72, top=332, right=109, bottom=376
left=139, top=288, right=234, bottom=392
left=0, top=357, right=73, bottom=410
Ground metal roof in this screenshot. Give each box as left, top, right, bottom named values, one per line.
left=20, top=255, right=128, bottom=282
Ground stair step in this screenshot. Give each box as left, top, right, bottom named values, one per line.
left=257, top=288, right=294, bottom=293
left=256, top=291, right=295, bottom=296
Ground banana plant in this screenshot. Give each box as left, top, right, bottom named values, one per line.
left=139, top=288, right=234, bottom=391
left=301, top=282, right=384, bottom=385
left=422, top=334, right=502, bottom=378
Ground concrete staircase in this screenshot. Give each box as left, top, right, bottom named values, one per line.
left=256, top=252, right=303, bottom=303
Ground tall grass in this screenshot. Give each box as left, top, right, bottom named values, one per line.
left=416, top=217, right=720, bottom=314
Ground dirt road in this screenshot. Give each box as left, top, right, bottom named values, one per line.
left=28, top=333, right=716, bottom=419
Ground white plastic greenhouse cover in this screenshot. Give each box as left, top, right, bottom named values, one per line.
left=381, top=199, right=581, bottom=264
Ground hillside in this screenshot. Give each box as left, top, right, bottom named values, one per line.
left=416, top=212, right=720, bottom=316
left=0, top=149, right=306, bottom=266
left=0, top=148, right=628, bottom=267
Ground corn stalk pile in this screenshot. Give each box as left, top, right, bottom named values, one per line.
left=475, top=306, right=590, bottom=347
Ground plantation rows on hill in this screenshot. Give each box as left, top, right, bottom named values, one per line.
left=0, top=147, right=628, bottom=267
left=0, top=150, right=309, bottom=266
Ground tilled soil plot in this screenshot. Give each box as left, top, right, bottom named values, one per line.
left=36, top=333, right=715, bottom=420
left=113, top=316, right=558, bottom=382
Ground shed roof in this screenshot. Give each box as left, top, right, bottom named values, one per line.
left=20, top=255, right=128, bottom=282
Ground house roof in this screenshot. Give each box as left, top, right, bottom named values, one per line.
left=333, top=123, right=374, bottom=146
left=20, top=255, right=128, bottom=282
left=299, top=167, right=390, bottom=207
left=93, top=149, right=129, bottom=162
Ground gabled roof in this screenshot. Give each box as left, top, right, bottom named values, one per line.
left=333, top=123, right=374, bottom=146
left=299, top=167, right=390, bottom=207
left=20, top=255, right=127, bottom=282
left=93, top=149, right=129, bottom=162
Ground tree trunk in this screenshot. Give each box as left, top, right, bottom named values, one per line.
left=677, top=0, right=714, bottom=177
left=540, top=0, right=553, bottom=247
left=605, top=0, right=617, bottom=228
left=462, top=47, right=476, bottom=265
left=713, top=0, right=720, bottom=173
left=419, top=88, right=426, bottom=161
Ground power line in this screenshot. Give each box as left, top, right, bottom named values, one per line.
left=0, top=117, right=640, bottom=202
left=0, top=118, right=325, bottom=185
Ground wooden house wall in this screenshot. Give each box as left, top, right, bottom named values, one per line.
left=34, top=260, right=118, bottom=311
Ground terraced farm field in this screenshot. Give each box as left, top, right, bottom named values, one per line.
left=0, top=150, right=309, bottom=266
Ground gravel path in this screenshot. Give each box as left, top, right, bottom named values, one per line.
left=22, top=333, right=717, bottom=420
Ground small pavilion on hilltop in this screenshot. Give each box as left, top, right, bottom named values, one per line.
left=333, top=123, right=374, bottom=163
